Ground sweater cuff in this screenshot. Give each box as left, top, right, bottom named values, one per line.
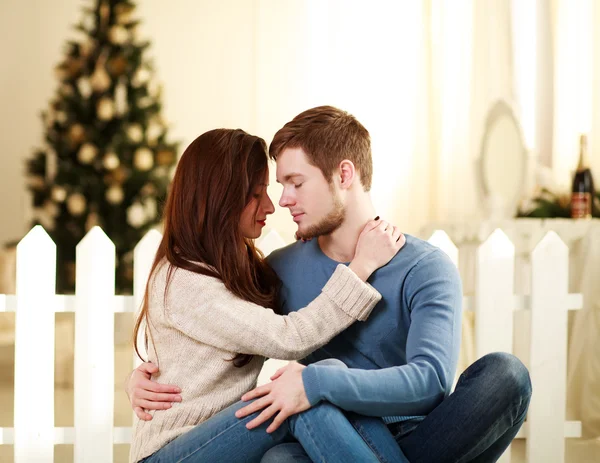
left=321, top=264, right=381, bottom=321
left=302, top=365, right=322, bottom=406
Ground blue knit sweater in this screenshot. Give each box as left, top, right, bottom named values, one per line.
left=267, top=234, right=462, bottom=424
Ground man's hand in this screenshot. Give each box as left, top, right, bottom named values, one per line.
left=235, top=361, right=310, bottom=433
left=126, top=362, right=182, bottom=421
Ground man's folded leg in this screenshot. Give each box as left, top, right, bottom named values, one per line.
left=390, top=352, right=532, bottom=463
left=263, top=352, right=531, bottom=463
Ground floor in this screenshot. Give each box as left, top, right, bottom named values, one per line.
left=1, top=313, right=599, bottom=462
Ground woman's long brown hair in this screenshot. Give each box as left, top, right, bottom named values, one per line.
left=133, top=129, right=280, bottom=367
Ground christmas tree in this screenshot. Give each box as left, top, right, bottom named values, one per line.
left=26, top=0, right=179, bottom=294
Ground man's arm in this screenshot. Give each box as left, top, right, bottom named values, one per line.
left=237, top=249, right=462, bottom=426
left=126, top=362, right=181, bottom=420
left=301, top=250, right=462, bottom=417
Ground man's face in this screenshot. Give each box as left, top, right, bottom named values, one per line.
left=276, top=147, right=345, bottom=240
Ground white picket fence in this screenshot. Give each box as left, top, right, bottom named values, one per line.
left=0, top=226, right=581, bottom=462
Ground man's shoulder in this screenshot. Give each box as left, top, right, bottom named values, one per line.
left=390, top=234, right=456, bottom=275
left=394, top=234, right=441, bottom=262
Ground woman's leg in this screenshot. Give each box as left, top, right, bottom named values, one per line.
left=141, top=399, right=291, bottom=463
left=143, top=357, right=401, bottom=463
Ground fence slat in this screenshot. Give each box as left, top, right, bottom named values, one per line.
left=475, top=230, right=516, bottom=463
left=74, top=227, right=115, bottom=462
left=131, top=230, right=163, bottom=426
left=475, top=229, right=515, bottom=358
left=132, top=230, right=162, bottom=363
left=14, top=226, right=56, bottom=462
left=527, top=231, right=569, bottom=462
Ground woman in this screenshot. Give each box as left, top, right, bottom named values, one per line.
left=129, top=129, right=404, bottom=463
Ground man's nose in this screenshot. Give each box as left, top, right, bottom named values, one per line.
left=279, top=190, right=294, bottom=208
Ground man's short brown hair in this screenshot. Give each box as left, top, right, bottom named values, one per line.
left=269, top=106, right=373, bottom=191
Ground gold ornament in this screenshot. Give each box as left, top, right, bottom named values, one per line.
left=131, top=24, right=141, bottom=43
left=99, top=1, right=110, bottom=30
left=81, top=13, right=95, bottom=32
left=69, top=124, right=86, bottom=144
left=45, top=148, right=57, bottom=180
left=143, top=198, right=157, bottom=220
left=51, top=186, right=67, bottom=203
left=106, top=185, right=124, bottom=204
left=134, top=148, right=154, bottom=171
left=90, top=54, right=111, bottom=92
left=140, top=183, right=157, bottom=197
left=108, top=55, right=128, bottom=76
left=114, top=78, right=128, bottom=115
left=54, top=64, right=68, bottom=81
left=103, top=152, right=120, bottom=170
left=156, top=149, right=175, bottom=166
left=56, top=111, right=68, bottom=124
left=127, top=124, right=144, bottom=143
left=109, top=26, right=129, bottom=45
left=105, top=166, right=128, bottom=184
left=27, top=176, right=45, bottom=190
left=79, top=39, right=94, bottom=57
left=127, top=202, right=147, bottom=228
left=154, top=166, right=168, bottom=178
left=147, top=121, right=163, bottom=145
left=115, top=3, right=135, bottom=24
left=77, top=78, right=93, bottom=98
left=60, top=84, right=74, bottom=97
left=67, top=193, right=87, bottom=216
left=78, top=143, right=98, bottom=164
left=97, top=97, right=115, bottom=120
left=147, top=80, right=162, bottom=98
left=138, top=96, right=153, bottom=108
left=66, top=57, right=84, bottom=78
left=132, top=67, right=150, bottom=87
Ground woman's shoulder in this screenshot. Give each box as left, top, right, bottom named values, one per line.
left=152, top=258, right=225, bottom=293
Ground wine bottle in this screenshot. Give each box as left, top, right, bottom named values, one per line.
left=571, top=134, right=595, bottom=218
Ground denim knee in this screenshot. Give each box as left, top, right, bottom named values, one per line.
left=287, top=401, right=341, bottom=433
left=481, top=352, right=532, bottom=402
left=260, top=443, right=309, bottom=463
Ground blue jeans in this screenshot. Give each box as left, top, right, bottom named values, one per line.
left=139, top=359, right=403, bottom=462
left=261, top=352, right=532, bottom=463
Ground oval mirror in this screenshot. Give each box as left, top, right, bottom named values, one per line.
left=478, top=101, right=528, bottom=219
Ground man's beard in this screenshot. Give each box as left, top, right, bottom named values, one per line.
left=296, top=193, right=346, bottom=240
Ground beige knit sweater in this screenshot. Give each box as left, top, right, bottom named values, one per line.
left=130, top=260, right=381, bottom=462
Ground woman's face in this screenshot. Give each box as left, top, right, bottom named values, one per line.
left=240, top=170, right=275, bottom=239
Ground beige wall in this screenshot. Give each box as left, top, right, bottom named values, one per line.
left=0, top=0, right=82, bottom=245
left=0, top=1, right=561, bottom=247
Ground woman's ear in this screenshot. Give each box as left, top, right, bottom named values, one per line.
left=338, top=160, right=356, bottom=189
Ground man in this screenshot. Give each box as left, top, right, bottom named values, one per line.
left=128, top=106, right=531, bottom=462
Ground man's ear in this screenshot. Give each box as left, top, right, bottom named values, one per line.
left=338, top=160, right=356, bottom=190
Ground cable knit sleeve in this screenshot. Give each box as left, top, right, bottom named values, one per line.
left=162, top=264, right=381, bottom=360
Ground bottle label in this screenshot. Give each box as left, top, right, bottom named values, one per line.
left=572, top=193, right=592, bottom=218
